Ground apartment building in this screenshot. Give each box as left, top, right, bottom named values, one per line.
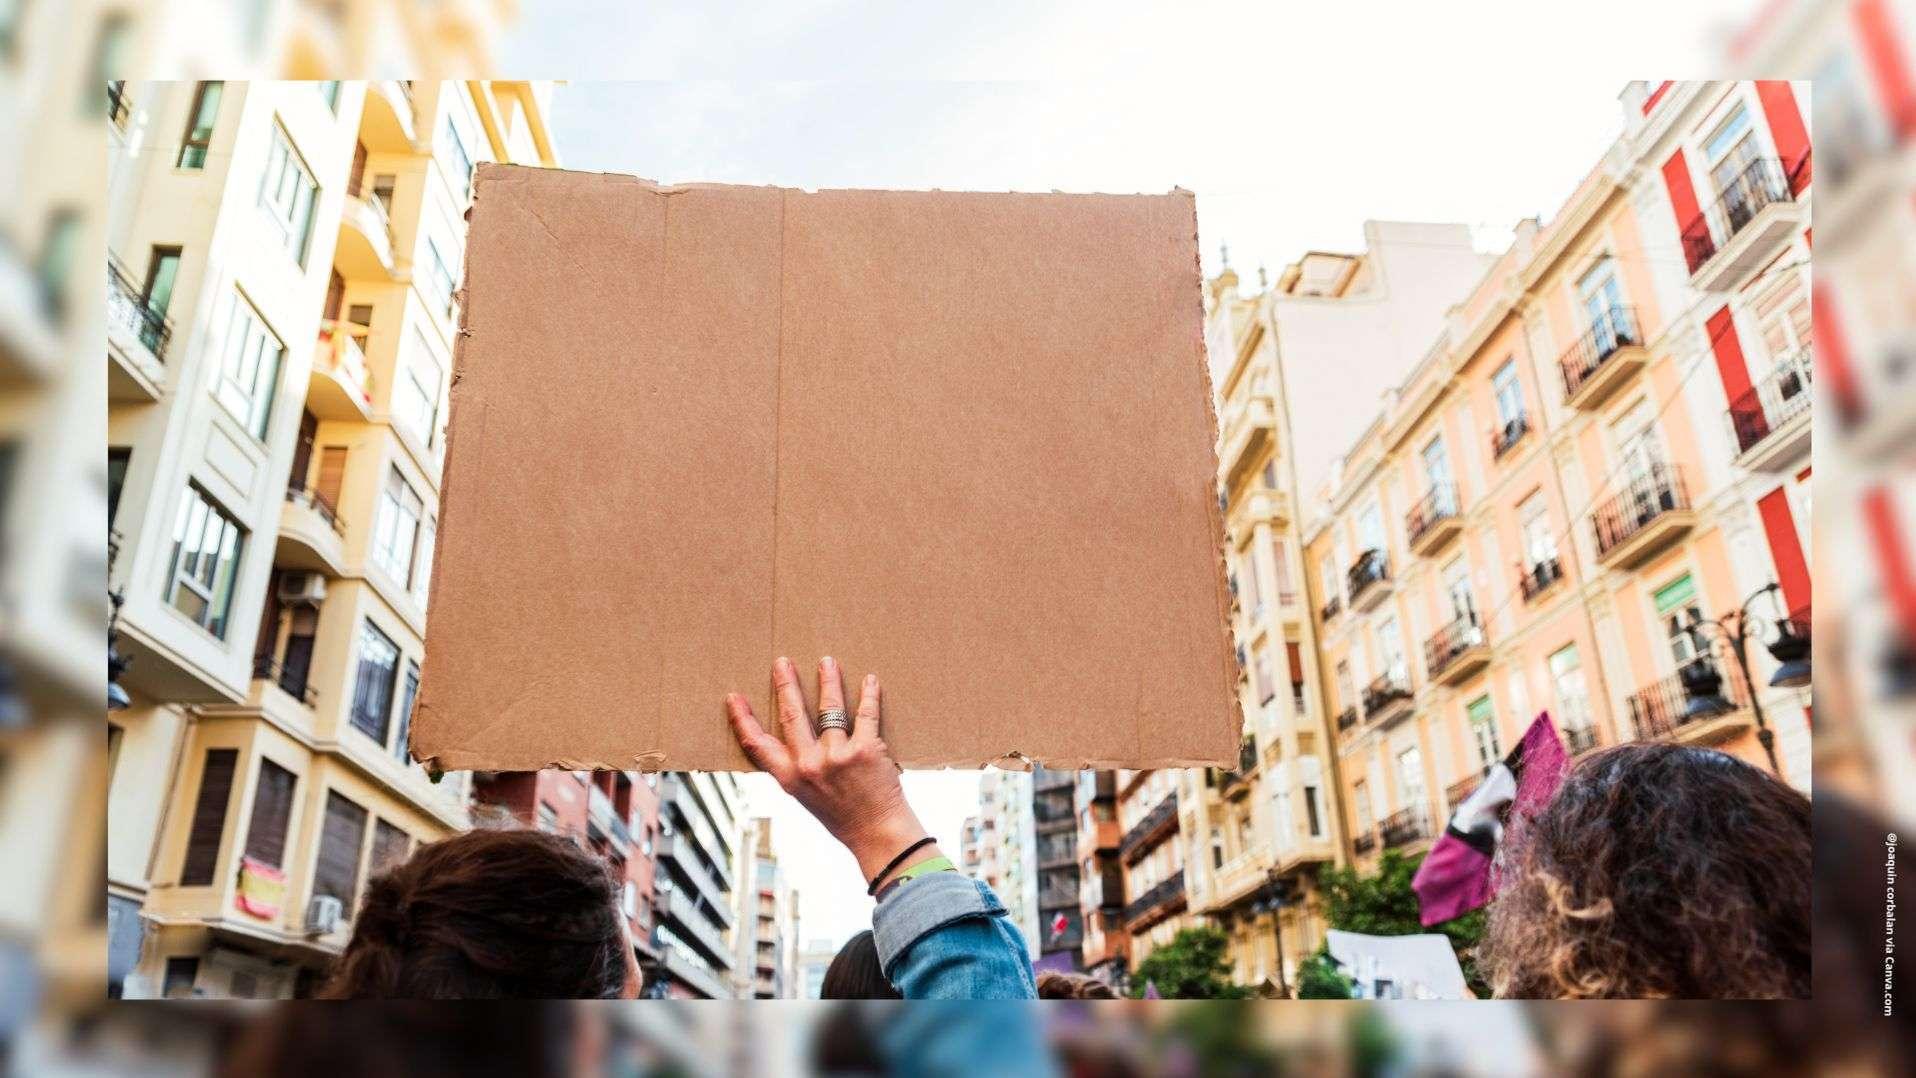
left=1114, top=768, right=1185, bottom=966
left=1074, top=770, right=1128, bottom=986
left=1030, top=766, right=1082, bottom=967
left=103, top=79, right=558, bottom=998
left=653, top=772, right=744, bottom=998
left=734, top=817, right=800, bottom=999
left=796, top=937, right=837, bottom=999
left=1303, top=81, right=1814, bottom=880
left=470, top=768, right=664, bottom=977
left=1187, top=229, right=1493, bottom=992
left=976, top=767, right=1037, bottom=954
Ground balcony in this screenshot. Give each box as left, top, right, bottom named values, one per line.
left=1563, top=723, right=1601, bottom=756
left=1119, top=792, right=1179, bottom=866
left=657, top=945, right=731, bottom=1000
left=1681, top=156, right=1806, bottom=293
left=251, top=655, right=317, bottom=708
left=309, top=322, right=376, bottom=421
left=336, top=192, right=400, bottom=280
left=1096, top=864, right=1126, bottom=912
left=1517, top=557, right=1566, bottom=605
left=1320, top=594, right=1342, bottom=623
left=279, top=484, right=349, bottom=576
left=1122, top=869, right=1185, bottom=931
left=1039, top=879, right=1080, bottom=909
left=1334, top=706, right=1359, bottom=734
left=1378, top=808, right=1429, bottom=850
left=662, top=888, right=734, bottom=971
left=1204, top=846, right=1274, bottom=913
left=1627, top=659, right=1751, bottom=746
left=1490, top=413, right=1530, bottom=461
left=1404, top=484, right=1462, bottom=557
left=1241, top=486, right=1291, bottom=527
left=1091, top=816, right=1121, bottom=855
left=1220, top=392, right=1277, bottom=486
left=1445, top=773, right=1479, bottom=808
left=1346, top=548, right=1392, bottom=612
left=361, top=79, right=420, bottom=152
left=1423, top=613, right=1490, bottom=687
left=1360, top=671, right=1413, bottom=727
left=1559, top=305, right=1648, bottom=410
left=1351, top=831, right=1377, bottom=855
left=1726, top=350, right=1812, bottom=472
left=1207, top=737, right=1260, bottom=799
left=1592, top=463, right=1695, bottom=569
left=107, top=259, right=171, bottom=401
left=108, top=80, right=132, bottom=131
left=1036, top=833, right=1077, bottom=870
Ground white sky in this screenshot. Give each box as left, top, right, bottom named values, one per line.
left=510, top=1, right=1753, bottom=949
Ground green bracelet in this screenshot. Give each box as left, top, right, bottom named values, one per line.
left=875, top=855, right=956, bottom=902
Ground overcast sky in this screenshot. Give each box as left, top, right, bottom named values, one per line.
left=509, top=2, right=1753, bottom=950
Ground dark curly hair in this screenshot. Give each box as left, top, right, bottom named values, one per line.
left=1480, top=742, right=1809, bottom=999
left=320, top=827, right=632, bottom=999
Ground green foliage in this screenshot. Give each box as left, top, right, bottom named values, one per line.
left=1345, top=1006, right=1401, bottom=1078
left=1127, top=924, right=1255, bottom=999
left=1295, top=948, right=1354, bottom=999
left=1161, top=1001, right=1280, bottom=1076
left=1317, top=850, right=1488, bottom=997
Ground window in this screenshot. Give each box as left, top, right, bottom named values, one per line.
left=35, top=209, right=82, bottom=319
left=537, top=802, right=559, bottom=832
left=371, top=819, right=412, bottom=874
left=1549, top=645, right=1592, bottom=731
left=162, top=957, right=200, bottom=999
left=1239, top=546, right=1262, bottom=614
left=313, top=791, right=369, bottom=913
left=371, top=468, right=423, bottom=582
left=242, top=759, right=298, bottom=869
left=139, top=247, right=182, bottom=351
left=258, top=123, right=318, bottom=263
left=176, top=82, right=224, bottom=168
left=1286, top=641, right=1306, bottom=710
left=443, top=115, right=475, bottom=195
left=1396, top=746, right=1426, bottom=815
left=1357, top=501, right=1385, bottom=554
left=424, top=237, right=458, bottom=318
left=318, top=81, right=342, bottom=111
left=1492, top=360, right=1524, bottom=427
left=349, top=620, right=400, bottom=745
left=108, top=448, right=131, bottom=525
left=1320, top=556, right=1340, bottom=605
left=1653, top=574, right=1706, bottom=671
left=1260, top=459, right=1278, bottom=490
left=1467, top=696, right=1501, bottom=771
left=1703, top=103, right=1759, bottom=194
left=394, top=661, right=420, bottom=761
left=1335, top=659, right=1355, bottom=711
left=1376, top=616, right=1406, bottom=683
left=1611, top=398, right=1662, bottom=483
left=217, top=292, right=284, bottom=438
left=394, top=332, right=443, bottom=447
left=165, top=486, right=244, bottom=638
left=91, top=14, right=133, bottom=113
left=1421, top=436, right=1454, bottom=511
left=1578, top=258, right=1625, bottom=337
left=1352, top=780, right=1372, bottom=832
left=1519, top=491, right=1556, bottom=565
left=180, top=749, right=238, bottom=885
left=1253, top=647, right=1275, bottom=705
left=1303, top=783, right=1323, bottom=837
left=1443, top=558, right=1475, bottom=621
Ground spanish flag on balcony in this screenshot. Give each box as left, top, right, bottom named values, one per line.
left=1411, top=712, right=1568, bottom=926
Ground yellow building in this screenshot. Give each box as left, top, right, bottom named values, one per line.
left=105, top=79, right=558, bottom=998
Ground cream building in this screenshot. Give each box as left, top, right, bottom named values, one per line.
left=105, top=79, right=557, bottom=998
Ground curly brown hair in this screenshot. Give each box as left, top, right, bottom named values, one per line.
left=320, top=827, right=632, bottom=999
left=1480, top=742, right=1809, bottom=999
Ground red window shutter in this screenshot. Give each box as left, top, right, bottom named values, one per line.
left=1708, top=307, right=1760, bottom=450
left=1754, top=81, right=1812, bottom=193
left=1854, top=0, right=1916, bottom=139
left=1661, top=150, right=1709, bottom=273
left=1812, top=284, right=1861, bottom=425
left=1756, top=488, right=1811, bottom=619
left=181, top=749, right=239, bottom=885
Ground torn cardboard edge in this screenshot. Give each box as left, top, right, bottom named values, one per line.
left=414, top=165, right=1242, bottom=772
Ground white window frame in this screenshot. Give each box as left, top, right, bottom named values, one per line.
left=372, top=467, right=423, bottom=584
left=1492, top=358, right=1524, bottom=427
left=394, top=329, right=444, bottom=448
left=165, top=484, right=245, bottom=638
left=216, top=290, right=285, bottom=440
left=258, top=121, right=318, bottom=264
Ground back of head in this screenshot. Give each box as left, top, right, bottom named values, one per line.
left=320, top=827, right=628, bottom=999
left=1036, top=971, right=1118, bottom=999
left=820, top=930, right=902, bottom=1000
left=1482, top=742, right=1810, bottom=999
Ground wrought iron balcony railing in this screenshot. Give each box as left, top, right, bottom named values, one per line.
left=1346, top=548, right=1390, bottom=602
left=1558, top=304, right=1643, bottom=403
left=1680, top=156, right=1799, bottom=275
left=1404, top=483, right=1460, bottom=550
left=1360, top=670, right=1412, bottom=718
left=1592, top=462, right=1692, bottom=560
left=1423, top=612, right=1487, bottom=681
left=1335, top=706, right=1359, bottom=733
left=1490, top=413, right=1530, bottom=460
left=1727, top=350, right=1812, bottom=456
left=1378, top=808, right=1429, bottom=849
left=108, top=259, right=173, bottom=358
left=1517, top=556, right=1564, bottom=603
left=1627, top=658, right=1748, bottom=740
left=1119, top=792, right=1178, bottom=864
left=1122, top=870, right=1184, bottom=928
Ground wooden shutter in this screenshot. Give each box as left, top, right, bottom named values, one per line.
left=243, top=759, right=298, bottom=869
left=1286, top=642, right=1304, bottom=687
left=290, top=411, right=318, bottom=491
left=314, top=791, right=369, bottom=908
left=314, top=446, right=347, bottom=514
left=370, top=819, right=412, bottom=874
left=348, top=142, right=367, bottom=197
left=180, top=749, right=238, bottom=885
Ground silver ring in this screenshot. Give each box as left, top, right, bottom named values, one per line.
left=815, top=708, right=850, bottom=735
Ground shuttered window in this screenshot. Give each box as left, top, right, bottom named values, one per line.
left=371, top=819, right=412, bottom=875
left=242, top=759, right=298, bottom=869
left=349, top=620, right=400, bottom=746
left=180, top=749, right=238, bottom=885
left=313, top=791, right=368, bottom=911
left=314, top=446, right=347, bottom=513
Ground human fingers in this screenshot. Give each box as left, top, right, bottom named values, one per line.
left=772, top=656, right=817, bottom=751
left=726, top=692, right=792, bottom=780
left=852, top=672, right=881, bottom=745
left=816, top=656, right=850, bottom=749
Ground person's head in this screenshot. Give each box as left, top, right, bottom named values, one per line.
left=820, top=930, right=902, bottom=1000
left=320, top=827, right=637, bottom=999
left=1036, top=970, right=1118, bottom=999
left=1481, top=742, right=1810, bottom=999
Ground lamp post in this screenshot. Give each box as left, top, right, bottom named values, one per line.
left=1254, top=871, right=1290, bottom=998
left=1680, top=582, right=1810, bottom=777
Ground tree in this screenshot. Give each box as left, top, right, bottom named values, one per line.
left=1295, top=949, right=1354, bottom=999
left=1317, top=851, right=1488, bottom=996
left=1128, top=924, right=1254, bottom=999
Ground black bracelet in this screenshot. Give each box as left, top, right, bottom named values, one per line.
left=866, top=836, right=937, bottom=896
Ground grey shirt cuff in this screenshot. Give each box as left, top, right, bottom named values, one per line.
left=871, top=871, right=1003, bottom=972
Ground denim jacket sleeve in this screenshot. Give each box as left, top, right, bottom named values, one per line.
left=870, top=871, right=1037, bottom=999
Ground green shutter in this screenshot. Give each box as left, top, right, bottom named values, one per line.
left=1652, top=573, right=1696, bottom=616
left=1467, top=695, right=1495, bottom=725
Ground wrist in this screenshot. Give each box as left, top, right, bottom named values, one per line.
left=845, top=812, right=932, bottom=883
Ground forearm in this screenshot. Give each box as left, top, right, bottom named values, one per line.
left=871, top=871, right=1037, bottom=999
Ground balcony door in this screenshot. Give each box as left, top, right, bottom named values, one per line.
left=1610, top=398, right=1665, bottom=508
left=1395, top=745, right=1426, bottom=821
left=1357, top=501, right=1385, bottom=557
left=1422, top=436, right=1455, bottom=513
left=1704, top=104, right=1760, bottom=211
left=1652, top=573, right=1707, bottom=675
left=1444, top=557, right=1475, bottom=624
left=1578, top=259, right=1625, bottom=352
left=1377, top=616, right=1406, bottom=685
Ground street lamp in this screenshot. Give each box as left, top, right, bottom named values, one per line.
left=1252, top=871, right=1291, bottom=999
left=1680, top=582, right=1810, bottom=776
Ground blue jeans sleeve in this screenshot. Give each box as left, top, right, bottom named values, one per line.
left=870, top=872, right=1037, bottom=1000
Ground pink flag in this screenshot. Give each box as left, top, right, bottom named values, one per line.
left=1412, top=712, right=1569, bottom=926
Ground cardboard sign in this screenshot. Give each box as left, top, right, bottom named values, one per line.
left=414, top=166, right=1239, bottom=772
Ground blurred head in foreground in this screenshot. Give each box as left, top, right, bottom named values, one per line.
left=820, top=929, right=903, bottom=1000
left=1481, top=742, right=1809, bottom=999
left=321, top=827, right=637, bottom=999
left=1036, top=971, right=1119, bottom=999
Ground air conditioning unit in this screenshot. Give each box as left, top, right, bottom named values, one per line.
left=304, top=894, right=344, bottom=936
left=278, top=572, right=327, bottom=606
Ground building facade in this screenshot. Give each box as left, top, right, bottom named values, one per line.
left=1074, top=770, right=1128, bottom=986
left=1030, top=766, right=1082, bottom=966
left=976, top=767, right=1037, bottom=954
left=733, top=816, right=799, bottom=999
left=1114, top=768, right=1185, bottom=967
left=652, top=772, right=743, bottom=998
left=1302, top=81, right=1814, bottom=888
left=105, top=79, right=558, bottom=998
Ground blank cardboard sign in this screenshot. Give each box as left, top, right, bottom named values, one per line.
left=413, top=165, right=1240, bottom=772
